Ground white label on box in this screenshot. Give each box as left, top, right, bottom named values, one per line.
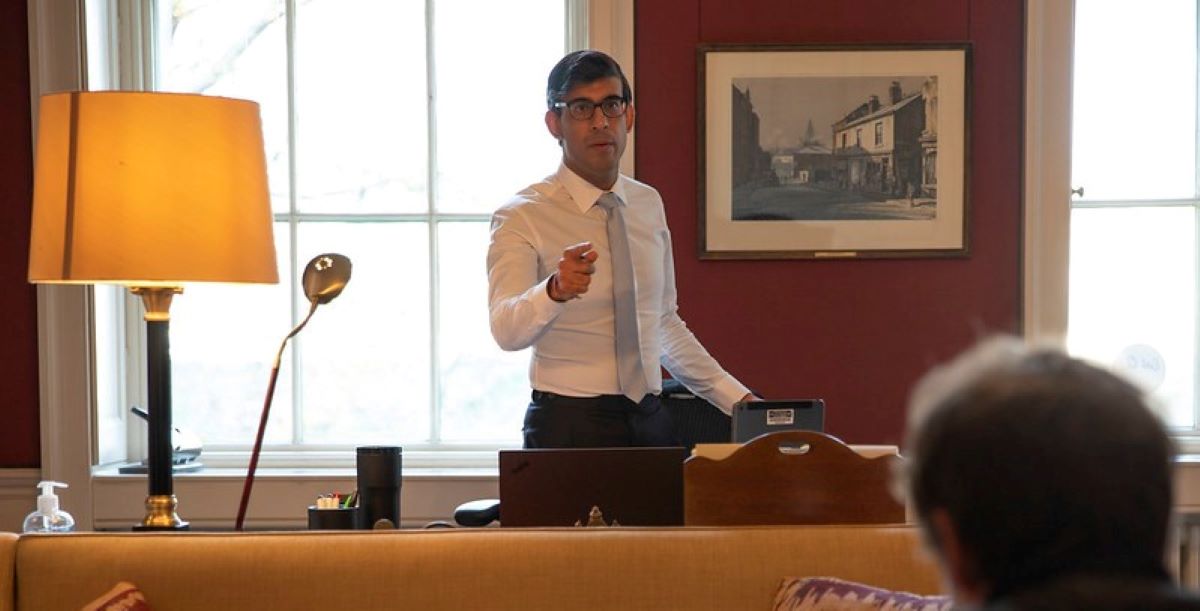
left=766, top=409, right=795, bottom=426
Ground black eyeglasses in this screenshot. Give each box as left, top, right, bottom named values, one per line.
left=553, top=96, right=628, bottom=121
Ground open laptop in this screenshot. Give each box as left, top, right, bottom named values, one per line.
left=498, top=447, right=687, bottom=527
left=731, top=399, right=825, bottom=443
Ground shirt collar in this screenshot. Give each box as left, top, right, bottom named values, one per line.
left=555, top=162, right=629, bottom=213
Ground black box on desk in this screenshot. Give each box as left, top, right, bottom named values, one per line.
left=498, top=447, right=687, bottom=527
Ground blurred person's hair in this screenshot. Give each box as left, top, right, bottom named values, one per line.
left=899, top=337, right=1173, bottom=597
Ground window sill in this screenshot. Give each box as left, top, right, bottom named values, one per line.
left=186, top=448, right=507, bottom=470
left=1174, top=457, right=1200, bottom=515
left=90, top=463, right=498, bottom=530
left=93, top=464, right=499, bottom=480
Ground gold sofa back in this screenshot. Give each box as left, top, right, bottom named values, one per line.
left=1, top=532, right=14, bottom=611
left=10, top=526, right=941, bottom=610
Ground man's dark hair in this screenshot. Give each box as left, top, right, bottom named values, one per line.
left=902, top=338, right=1173, bottom=599
left=546, top=50, right=632, bottom=110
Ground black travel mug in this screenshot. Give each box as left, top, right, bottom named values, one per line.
left=356, top=446, right=402, bottom=529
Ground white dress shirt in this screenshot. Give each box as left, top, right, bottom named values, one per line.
left=488, top=163, right=750, bottom=413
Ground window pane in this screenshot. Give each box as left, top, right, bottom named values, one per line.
left=94, top=285, right=125, bottom=464
left=172, top=224, right=292, bottom=446
left=296, top=223, right=432, bottom=444
left=157, top=0, right=291, bottom=214
left=1067, top=207, right=1196, bottom=428
left=437, top=222, right=528, bottom=443
left=294, top=0, right=428, bottom=214
left=1072, top=1, right=1196, bottom=200
left=434, top=0, right=564, bottom=213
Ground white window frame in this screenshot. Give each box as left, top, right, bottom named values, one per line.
left=1023, top=0, right=1072, bottom=346
left=1025, top=0, right=1200, bottom=516
left=1024, top=0, right=1200, bottom=438
left=29, top=0, right=634, bottom=530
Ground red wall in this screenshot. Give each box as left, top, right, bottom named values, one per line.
left=636, top=0, right=1024, bottom=444
left=0, top=0, right=41, bottom=467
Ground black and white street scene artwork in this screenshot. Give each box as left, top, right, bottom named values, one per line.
left=730, top=75, right=940, bottom=221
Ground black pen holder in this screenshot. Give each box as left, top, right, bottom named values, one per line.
left=307, top=506, right=358, bottom=530
left=356, top=446, right=402, bottom=529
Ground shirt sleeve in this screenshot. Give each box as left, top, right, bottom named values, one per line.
left=487, top=203, right=565, bottom=351
left=656, top=227, right=751, bottom=414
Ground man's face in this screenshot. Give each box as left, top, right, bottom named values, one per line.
left=545, top=76, right=635, bottom=190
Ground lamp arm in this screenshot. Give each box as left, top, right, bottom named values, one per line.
left=235, top=300, right=319, bottom=530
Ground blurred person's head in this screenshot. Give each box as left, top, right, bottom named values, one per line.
left=899, top=337, right=1173, bottom=604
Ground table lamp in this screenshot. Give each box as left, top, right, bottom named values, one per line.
left=28, top=91, right=279, bottom=530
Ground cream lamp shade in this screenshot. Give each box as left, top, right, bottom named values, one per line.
left=29, top=91, right=278, bottom=286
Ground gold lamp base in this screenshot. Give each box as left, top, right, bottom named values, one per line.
left=134, top=494, right=189, bottom=531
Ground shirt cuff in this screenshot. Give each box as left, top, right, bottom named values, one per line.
left=709, top=376, right=753, bottom=415
left=528, top=275, right=567, bottom=317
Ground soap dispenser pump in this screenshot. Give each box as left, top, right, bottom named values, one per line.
left=22, top=481, right=75, bottom=533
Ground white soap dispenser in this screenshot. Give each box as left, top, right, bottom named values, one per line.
left=22, top=481, right=75, bottom=533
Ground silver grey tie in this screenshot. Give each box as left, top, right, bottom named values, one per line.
left=596, top=192, right=648, bottom=403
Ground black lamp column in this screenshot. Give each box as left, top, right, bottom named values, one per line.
left=132, top=286, right=189, bottom=531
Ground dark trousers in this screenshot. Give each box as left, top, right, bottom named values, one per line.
left=522, top=390, right=679, bottom=448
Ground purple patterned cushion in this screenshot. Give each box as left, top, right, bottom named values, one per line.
left=80, top=581, right=152, bottom=611
left=773, top=576, right=951, bottom=611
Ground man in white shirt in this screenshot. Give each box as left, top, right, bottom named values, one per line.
left=487, top=50, right=754, bottom=448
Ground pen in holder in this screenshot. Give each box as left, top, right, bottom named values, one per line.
left=356, top=446, right=401, bottom=529
left=307, top=505, right=358, bottom=530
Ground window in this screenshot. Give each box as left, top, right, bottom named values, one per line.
left=874, top=121, right=883, bottom=146
left=1068, top=0, right=1198, bottom=431
left=93, top=0, right=589, bottom=462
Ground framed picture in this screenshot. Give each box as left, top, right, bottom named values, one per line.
left=698, top=44, right=971, bottom=259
